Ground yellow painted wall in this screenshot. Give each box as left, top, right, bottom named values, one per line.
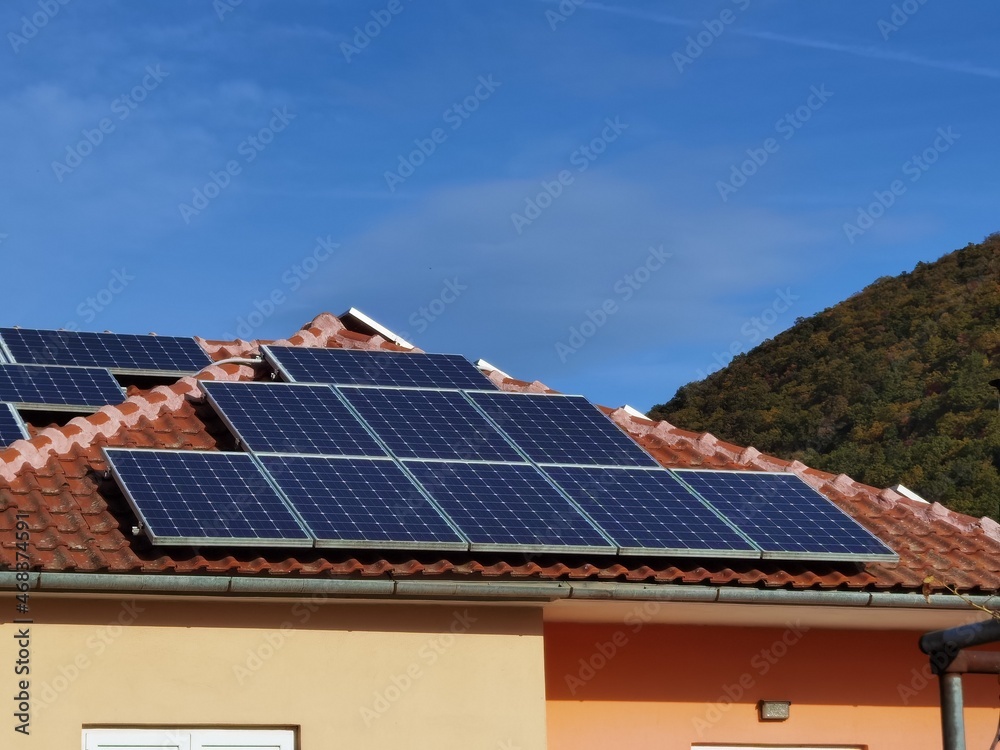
left=2, top=596, right=547, bottom=750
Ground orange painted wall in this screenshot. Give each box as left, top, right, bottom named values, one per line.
left=545, top=620, right=1000, bottom=750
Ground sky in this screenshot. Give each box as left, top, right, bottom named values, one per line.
left=1, top=1, right=997, bottom=412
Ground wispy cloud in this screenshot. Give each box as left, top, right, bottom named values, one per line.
left=731, top=27, right=1000, bottom=80
left=565, top=1, right=1000, bottom=80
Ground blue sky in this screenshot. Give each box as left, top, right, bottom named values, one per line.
left=1, top=1, right=997, bottom=411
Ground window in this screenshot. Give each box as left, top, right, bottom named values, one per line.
left=83, top=728, right=295, bottom=750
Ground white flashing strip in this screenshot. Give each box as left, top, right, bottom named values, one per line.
left=892, top=484, right=931, bottom=504
left=340, top=307, right=415, bottom=349
left=621, top=404, right=648, bottom=419
left=474, top=359, right=510, bottom=379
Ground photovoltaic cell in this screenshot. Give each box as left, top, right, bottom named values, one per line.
left=103, top=449, right=311, bottom=546
left=543, top=466, right=758, bottom=556
left=338, top=387, right=521, bottom=461
left=406, top=460, right=614, bottom=552
left=201, top=382, right=385, bottom=457
left=259, top=454, right=466, bottom=549
left=674, top=470, right=898, bottom=561
left=0, top=403, right=28, bottom=445
left=0, top=328, right=211, bottom=374
left=468, top=392, right=658, bottom=467
left=263, top=345, right=497, bottom=390
left=0, top=364, right=124, bottom=409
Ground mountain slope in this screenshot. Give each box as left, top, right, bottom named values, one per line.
left=650, top=235, right=1000, bottom=520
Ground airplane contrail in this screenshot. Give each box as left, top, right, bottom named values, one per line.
left=540, top=1, right=1000, bottom=80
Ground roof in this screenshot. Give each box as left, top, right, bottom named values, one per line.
left=1, top=312, right=998, bottom=594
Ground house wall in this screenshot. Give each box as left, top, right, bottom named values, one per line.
left=2, top=596, right=547, bottom=750
left=545, top=620, right=1000, bottom=750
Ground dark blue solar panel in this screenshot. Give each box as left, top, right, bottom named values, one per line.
left=406, top=461, right=614, bottom=552
left=104, top=449, right=311, bottom=546
left=202, top=382, right=385, bottom=457
left=0, top=364, right=124, bottom=408
left=263, top=345, right=497, bottom=390
left=0, top=403, right=27, bottom=444
left=543, top=466, right=758, bottom=556
left=260, top=455, right=465, bottom=549
left=0, top=328, right=211, bottom=373
left=674, top=470, right=898, bottom=560
left=468, top=393, right=658, bottom=467
left=338, top=387, right=521, bottom=461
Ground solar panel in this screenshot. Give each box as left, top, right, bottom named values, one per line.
left=673, top=470, right=898, bottom=561
left=0, top=364, right=125, bottom=410
left=406, top=460, right=614, bottom=553
left=543, top=466, right=759, bottom=556
left=0, top=403, right=28, bottom=444
left=201, top=382, right=386, bottom=457
left=103, top=449, right=311, bottom=546
left=263, top=345, right=497, bottom=390
left=338, top=387, right=522, bottom=461
left=467, top=392, right=658, bottom=467
left=0, top=328, right=211, bottom=374
left=259, top=454, right=466, bottom=550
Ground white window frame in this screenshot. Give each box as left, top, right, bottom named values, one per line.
left=83, top=728, right=295, bottom=750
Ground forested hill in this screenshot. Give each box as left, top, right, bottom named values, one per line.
left=650, top=235, right=1000, bottom=520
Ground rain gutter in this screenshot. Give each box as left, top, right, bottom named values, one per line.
left=1, top=572, right=998, bottom=610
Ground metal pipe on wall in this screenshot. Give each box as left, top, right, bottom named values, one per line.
left=940, top=672, right=967, bottom=750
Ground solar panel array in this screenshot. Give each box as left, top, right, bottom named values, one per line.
left=104, top=346, right=896, bottom=563
left=339, top=387, right=521, bottom=462
left=0, top=403, right=28, bottom=444
left=0, top=364, right=125, bottom=410
left=407, top=461, right=613, bottom=552
left=0, top=327, right=211, bottom=374
left=201, top=382, right=386, bottom=457
left=543, top=466, right=756, bottom=556
left=674, top=469, right=897, bottom=560
left=104, top=449, right=311, bottom=546
left=260, top=454, right=464, bottom=549
left=468, top=392, right=659, bottom=467
left=263, top=345, right=497, bottom=390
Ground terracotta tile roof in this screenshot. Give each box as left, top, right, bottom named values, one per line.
left=1, top=312, right=998, bottom=593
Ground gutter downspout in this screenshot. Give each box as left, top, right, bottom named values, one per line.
left=940, top=673, right=966, bottom=750
left=920, top=618, right=1000, bottom=750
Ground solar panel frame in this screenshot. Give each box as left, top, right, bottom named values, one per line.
left=404, top=459, right=617, bottom=554
left=542, top=465, right=761, bottom=557
left=337, top=386, right=523, bottom=462
left=0, top=403, right=28, bottom=444
left=0, top=328, right=212, bottom=375
left=103, top=448, right=313, bottom=547
left=258, top=453, right=469, bottom=551
left=0, top=363, right=126, bottom=411
left=200, top=381, right=387, bottom=458
left=262, top=345, right=498, bottom=390
left=466, top=392, right=660, bottom=468
left=672, top=469, right=899, bottom=562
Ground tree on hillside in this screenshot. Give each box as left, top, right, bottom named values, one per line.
left=651, top=235, right=1000, bottom=520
